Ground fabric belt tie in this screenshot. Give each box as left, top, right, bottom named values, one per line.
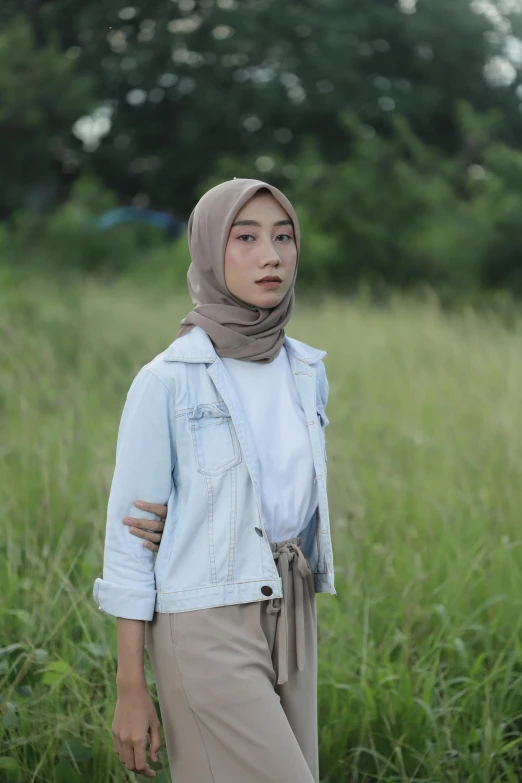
left=265, top=540, right=312, bottom=686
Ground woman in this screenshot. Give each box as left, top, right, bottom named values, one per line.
left=93, top=178, right=336, bottom=781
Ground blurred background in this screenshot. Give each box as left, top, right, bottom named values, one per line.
left=3, top=2, right=522, bottom=783
left=2, top=0, right=522, bottom=302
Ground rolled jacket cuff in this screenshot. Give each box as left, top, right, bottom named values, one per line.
left=93, top=577, right=156, bottom=621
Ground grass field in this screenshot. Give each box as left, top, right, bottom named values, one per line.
left=1, top=273, right=522, bottom=782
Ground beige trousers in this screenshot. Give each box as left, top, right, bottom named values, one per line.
left=145, top=534, right=319, bottom=782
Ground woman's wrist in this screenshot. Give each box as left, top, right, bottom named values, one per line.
left=116, top=671, right=148, bottom=691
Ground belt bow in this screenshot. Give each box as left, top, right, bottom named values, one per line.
left=266, top=540, right=312, bottom=685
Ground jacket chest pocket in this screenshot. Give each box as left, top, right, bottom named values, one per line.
left=316, top=407, right=329, bottom=463
left=188, top=402, right=242, bottom=476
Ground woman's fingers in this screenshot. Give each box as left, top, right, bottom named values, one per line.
left=113, top=736, right=124, bottom=762
left=123, top=517, right=164, bottom=548
left=132, top=738, right=156, bottom=778
left=123, top=515, right=165, bottom=552
left=123, top=500, right=167, bottom=553
left=149, top=720, right=162, bottom=763
left=125, top=525, right=162, bottom=544
left=124, top=517, right=164, bottom=533
left=122, top=741, right=136, bottom=772
left=121, top=739, right=156, bottom=778
left=133, top=500, right=168, bottom=519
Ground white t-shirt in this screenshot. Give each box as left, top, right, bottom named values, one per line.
left=222, top=345, right=318, bottom=543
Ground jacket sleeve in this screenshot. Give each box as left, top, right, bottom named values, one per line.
left=93, top=367, right=176, bottom=621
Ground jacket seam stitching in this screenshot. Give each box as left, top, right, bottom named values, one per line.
left=141, top=367, right=176, bottom=400
left=228, top=467, right=237, bottom=582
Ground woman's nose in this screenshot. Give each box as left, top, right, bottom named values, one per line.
left=258, top=237, right=281, bottom=264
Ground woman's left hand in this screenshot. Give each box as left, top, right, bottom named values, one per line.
left=122, top=500, right=167, bottom=552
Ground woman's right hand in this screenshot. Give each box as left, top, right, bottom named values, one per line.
left=112, top=683, right=162, bottom=777
left=123, top=500, right=167, bottom=553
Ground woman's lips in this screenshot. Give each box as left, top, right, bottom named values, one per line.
left=255, top=280, right=282, bottom=289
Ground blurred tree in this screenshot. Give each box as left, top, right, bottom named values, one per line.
left=270, top=100, right=522, bottom=299
left=2, top=0, right=521, bottom=216
left=2, top=0, right=522, bottom=298
left=0, top=16, right=97, bottom=218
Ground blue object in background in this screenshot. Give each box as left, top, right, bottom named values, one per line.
left=96, top=206, right=184, bottom=239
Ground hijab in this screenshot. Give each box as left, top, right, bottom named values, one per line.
left=175, top=178, right=300, bottom=363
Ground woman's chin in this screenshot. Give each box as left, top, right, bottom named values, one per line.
left=248, top=288, right=285, bottom=309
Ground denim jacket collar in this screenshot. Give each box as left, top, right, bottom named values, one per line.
left=163, top=324, right=327, bottom=364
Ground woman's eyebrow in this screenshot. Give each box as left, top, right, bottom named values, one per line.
left=231, top=219, right=293, bottom=228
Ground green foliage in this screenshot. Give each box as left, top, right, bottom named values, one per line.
left=3, top=3, right=522, bottom=297
left=3, top=0, right=522, bottom=216
left=4, top=100, right=522, bottom=300
left=183, top=102, right=521, bottom=300
left=287, top=104, right=522, bottom=300
left=2, top=278, right=522, bottom=781
left=0, top=175, right=188, bottom=277
left=0, top=16, right=97, bottom=217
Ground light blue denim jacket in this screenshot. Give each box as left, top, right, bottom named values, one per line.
left=93, top=325, right=336, bottom=621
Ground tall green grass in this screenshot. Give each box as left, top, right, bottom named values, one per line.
left=1, top=273, right=522, bottom=782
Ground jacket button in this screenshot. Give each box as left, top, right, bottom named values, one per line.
left=254, top=527, right=263, bottom=537
left=261, top=585, right=273, bottom=596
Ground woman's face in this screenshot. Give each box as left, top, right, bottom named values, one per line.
left=224, top=191, right=297, bottom=308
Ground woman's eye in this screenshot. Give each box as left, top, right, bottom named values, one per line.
left=237, top=233, right=292, bottom=242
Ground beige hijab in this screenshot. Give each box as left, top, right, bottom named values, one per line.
left=175, top=178, right=300, bottom=363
